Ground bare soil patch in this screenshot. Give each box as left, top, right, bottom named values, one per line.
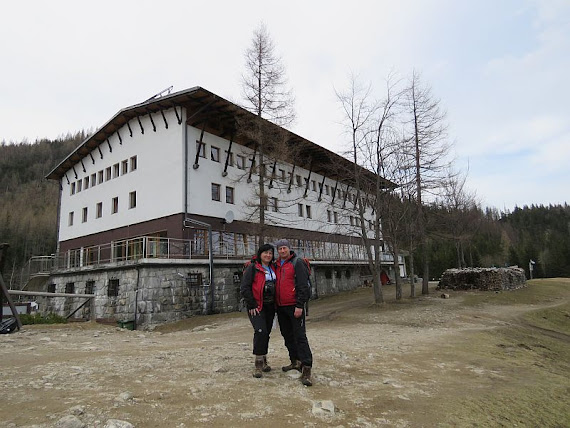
left=1, top=279, right=569, bottom=427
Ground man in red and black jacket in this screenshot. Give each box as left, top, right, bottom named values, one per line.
left=274, top=239, right=313, bottom=386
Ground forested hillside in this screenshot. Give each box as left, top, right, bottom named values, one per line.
left=0, top=134, right=84, bottom=285
left=0, top=135, right=568, bottom=287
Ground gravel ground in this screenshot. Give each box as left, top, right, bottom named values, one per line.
left=1, top=281, right=569, bottom=427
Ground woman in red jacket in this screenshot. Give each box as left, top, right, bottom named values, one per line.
left=240, top=243, right=276, bottom=378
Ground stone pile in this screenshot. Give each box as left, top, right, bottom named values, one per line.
left=437, top=267, right=526, bottom=291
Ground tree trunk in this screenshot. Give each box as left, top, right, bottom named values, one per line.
left=422, top=254, right=429, bottom=295
left=409, top=251, right=416, bottom=298
left=372, top=272, right=384, bottom=304
left=392, top=243, right=402, bottom=300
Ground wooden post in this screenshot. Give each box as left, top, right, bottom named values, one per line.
left=0, top=244, right=22, bottom=330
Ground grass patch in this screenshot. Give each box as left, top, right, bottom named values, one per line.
left=438, top=316, right=570, bottom=426
left=19, top=313, right=68, bottom=325
left=461, top=278, right=570, bottom=307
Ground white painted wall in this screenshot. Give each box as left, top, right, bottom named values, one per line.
left=58, top=109, right=184, bottom=242
left=186, top=126, right=378, bottom=239
left=58, top=110, right=379, bottom=243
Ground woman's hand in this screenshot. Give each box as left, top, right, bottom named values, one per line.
left=249, top=308, right=260, bottom=316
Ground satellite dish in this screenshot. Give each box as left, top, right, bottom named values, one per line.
left=224, top=210, right=235, bottom=224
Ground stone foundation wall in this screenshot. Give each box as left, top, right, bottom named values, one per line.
left=42, top=261, right=372, bottom=327
left=437, top=267, right=526, bottom=291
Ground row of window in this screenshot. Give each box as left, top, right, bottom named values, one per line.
left=48, top=279, right=119, bottom=297
left=70, top=156, right=137, bottom=196
left=68, top=192, right=136, bottom=226
left=197, top=141, right=369, bottom=207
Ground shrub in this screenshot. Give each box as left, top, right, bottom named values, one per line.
left=19, top=313, right=67, bottom=325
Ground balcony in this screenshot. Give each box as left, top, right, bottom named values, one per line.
left=30, top=235, right=403, bottom=273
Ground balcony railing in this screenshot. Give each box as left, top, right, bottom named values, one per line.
left=33, top=235, right=403, bottom=272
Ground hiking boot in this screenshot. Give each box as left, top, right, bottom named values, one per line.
left=262, top=355, right=271, bottom=372
left=253, top=356, right=264, bottom=378
left=282, top=359, right=302, bottom=372
left=300, top=365, right=313, bottom=386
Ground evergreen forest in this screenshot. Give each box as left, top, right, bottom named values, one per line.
left=0, top=135, right=569, bottom=288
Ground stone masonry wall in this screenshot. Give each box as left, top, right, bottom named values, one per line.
left=42, top=261, right=370, bottom=328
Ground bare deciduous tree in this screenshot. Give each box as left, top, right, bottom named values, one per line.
left=336, top=73, right=407, bottom=304
left=405, top=70, right=451, bottom=294
left=241, top=22, right=295, bottom=127
left=239, top=22, right=296, bottom=246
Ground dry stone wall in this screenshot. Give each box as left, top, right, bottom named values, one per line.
left=437, top=267, right=526, bottom=291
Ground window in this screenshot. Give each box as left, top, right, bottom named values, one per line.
left=211, top=183, right=221, bottom=201
left=122, top=159, right=128, bottom=175
left=226, top=186, right=234, bottom=204
left=225, top=151, right=234, bottom=166
left=306, top=205, right=312, bottom=219
left=65, top=282, right=74, bottom=294
left=47, top=283, right=56, bottom=293
left=298, top=203, right=303, bottom=217
left=82, top=207, right=88, bottom=223
left=129, top=191, right=137, bottom=209
left=325, top=269, right=332, bottom=279
left=91, top=173, right=97, bottom=187
left=84, top=177, right=89, bottom=190
left=112, top=197, right=119, bottom=214
left=196, top=141, right=206, bottom=158
left=236, top=155, right=246, bottom=170
left=68, top=211, right=74, bottom=226
left=108, top=279, right=119, bottom=297
left=113, top=163, right=120, bottom=178
left=333, top=212, right=339, bottom=224
left=187, top=272, right=203, bottom=286
left=77, top=180, right=82, bottom=192
left=96, top=202, right=103, bottom=218
left=271, top=197, right=278, bottom=212
left=279, top=168, right=286, bottom=181
left=130, top=156, right=138, bottom=171
left=211, top=146, right=220, bottom=162
left=327, top=210, right=332, bottom=222
left=105, top=167, right=112, bottom=181
left=296, top=175, right=302, bottom=186
left=325, top=185, right=330, bottom=196
left=311, top=180, right=316, bottom=191
left=85, top=280, right=95, bottom=295
left=98, top=170, right=104, bottom=184
left=335, top=270, right=342, bottom=279
left=70, top=182, right=76, bottom=195
left=350, top=216, right=354, bottom=226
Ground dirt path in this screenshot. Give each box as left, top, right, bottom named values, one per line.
left=1, top=281, right=569, bottom=427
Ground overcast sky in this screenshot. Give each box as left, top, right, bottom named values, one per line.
left=1, top=0, right=568, bottom=211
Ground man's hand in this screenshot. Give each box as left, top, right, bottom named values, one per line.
left=294, top=307, right=303, bottom=318
left=249, top=308, right=259, bottom=316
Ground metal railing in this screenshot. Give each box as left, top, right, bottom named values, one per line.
left=28, top=235, right=403, bottom=272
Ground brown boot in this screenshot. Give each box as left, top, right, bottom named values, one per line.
left=262, top=355, right=271, bottom=372
left=300, top=365, right=313, bottom=386
left=282, top=359, right=302, bottom=372
left=253, top=356, right=264, bottom=378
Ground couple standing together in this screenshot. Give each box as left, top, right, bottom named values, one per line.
left=240, top=239, right=313, bottom=386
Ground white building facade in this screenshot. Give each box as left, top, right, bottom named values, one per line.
left=43, top=87, right=406, bottom=326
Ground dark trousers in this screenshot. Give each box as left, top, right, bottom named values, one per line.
left=277, top=305, right=313, bottom=367
left=248, top=304, right=275, bottom=356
